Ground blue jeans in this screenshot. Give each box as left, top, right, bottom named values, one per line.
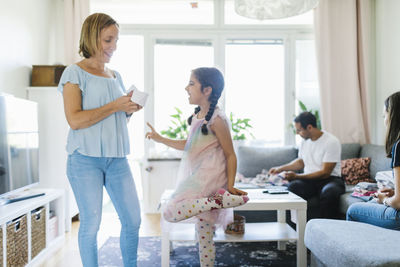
left=67, top=152, right=141, bottom=267
left=346, top=200, right=400, bottom=230
left=287, top=176, right=345, bottom=218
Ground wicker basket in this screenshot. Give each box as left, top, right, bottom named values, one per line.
left=31, top=207, right=46, bottom=259
left=1, top=226, right=3, bottom=267
left=6, top=215, right=28, bottom=267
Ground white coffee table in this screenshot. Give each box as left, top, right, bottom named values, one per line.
left=160, top=188, right=307, bottom=267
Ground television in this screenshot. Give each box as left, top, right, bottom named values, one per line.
left=0, top=94, right=41, bottom=204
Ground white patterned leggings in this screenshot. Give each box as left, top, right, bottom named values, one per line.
left=196, top=219, right=216, bottom=267
left=163, top=189, right=249, bottom=266
left=163, top=188, right=248, bottom=222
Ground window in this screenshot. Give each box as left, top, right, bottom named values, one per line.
left=153, top=39, right=214, bottom=152
left=295, top=39, right=319, bottom=145
left=295, top=39, right=319, bottom=113
left=91, top=0, right=214, bottom=24
left=225, top=39, right=284, bottom=145
left=90, top=0, right=318, bottom=154
left=108, top=35, right=144, bottom=160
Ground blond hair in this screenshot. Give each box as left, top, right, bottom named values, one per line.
left=79, top=13, right=118, bottom=58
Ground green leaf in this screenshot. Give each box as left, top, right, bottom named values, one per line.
left=299, top=100, right=307, bottom=112
left=175, top=107, right=182, bottom=114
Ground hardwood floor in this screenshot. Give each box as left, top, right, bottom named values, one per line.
left=38, top=211, right=161, bottom=267
left=38, top=160, right=160, bottom=266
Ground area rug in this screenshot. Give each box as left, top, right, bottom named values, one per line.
left=99, top=236, right=298, bottom=267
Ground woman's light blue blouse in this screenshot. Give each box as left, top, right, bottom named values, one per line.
left=57, top=64, right=130, bottom=157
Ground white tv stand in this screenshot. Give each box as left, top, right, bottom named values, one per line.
left=0, top=188, right=65, bottom=266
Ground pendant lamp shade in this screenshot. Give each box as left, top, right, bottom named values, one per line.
left=235, top=0, right=319, bottom=20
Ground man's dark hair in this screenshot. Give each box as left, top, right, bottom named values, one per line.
left=294, top=112, right=317, bottom=129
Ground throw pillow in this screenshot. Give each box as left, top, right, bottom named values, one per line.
left=341, top=157, right=372, bottom=185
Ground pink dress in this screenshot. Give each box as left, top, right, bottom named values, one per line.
left=162, top=107, right=233, bottom=229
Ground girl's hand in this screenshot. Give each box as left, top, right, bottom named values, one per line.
left=145, top=122, right=164, bottom=143
left=228, top=187, right=248, bottom=196
left=375, top=192, right=388, bottom=204
left=380, top=187, right=395, bottom=197
left=374, top=188, right=395, bottom=204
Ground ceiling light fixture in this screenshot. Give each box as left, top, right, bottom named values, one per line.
left=234, top=0, right=319, bottom=20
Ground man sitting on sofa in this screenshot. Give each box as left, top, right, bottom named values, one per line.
left=269, top=112, right=345, bottom=219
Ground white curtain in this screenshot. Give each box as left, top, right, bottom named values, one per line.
left=314, top=0, right=372, bottom=144
left=64, top=0, right=90, bottom=65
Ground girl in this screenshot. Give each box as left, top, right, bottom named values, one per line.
left=146, top=67, right=249, bottom=266
left=347, top=91, right=400, bottom=230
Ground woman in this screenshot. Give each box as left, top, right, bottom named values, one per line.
left=58, top=13, right=142, bottom=266
left=346, top=91, right=400, bottom=230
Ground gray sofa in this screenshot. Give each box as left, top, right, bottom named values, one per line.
left=305, top=219, right=400, bottom=267
left=237, top=143, right=399, bottom=266
left=303, top=145, right=400, bottom=267
left=237, top=143, right=391, bottom=219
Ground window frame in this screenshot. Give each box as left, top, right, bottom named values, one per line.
left=110, top=0, right=315, bottom=157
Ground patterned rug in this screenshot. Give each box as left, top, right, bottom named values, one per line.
left=99, top=236, right=299, bottom=267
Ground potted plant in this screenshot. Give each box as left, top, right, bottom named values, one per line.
left=160, top=108, right=255, bottom=141
left=229, top=112, right=255, bottom=141
left=160, top=107, right=188, bottom=140
left=229, top=112, right=255, bottom=154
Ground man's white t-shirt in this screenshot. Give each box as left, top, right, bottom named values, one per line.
left=298, top=131, right=341, bottom=177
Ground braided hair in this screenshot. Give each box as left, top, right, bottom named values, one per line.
left=187, top=67, right=225, bottom=135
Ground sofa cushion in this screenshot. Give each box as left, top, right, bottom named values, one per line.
left=338, top=192, right=364, bottom=215
left=341, top=143, right=361, bottom=160
left=237, top=146, right=298, bottom=178
left=360, top=144, right=392, bottom=179
left=341, top=157, right=372, bottom=185
left=305, top=219, right=400, bottom=267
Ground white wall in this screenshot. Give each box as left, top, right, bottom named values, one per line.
left=375, top=0, right=400, bottom=144
left=0, top=0, right=63, bottom=98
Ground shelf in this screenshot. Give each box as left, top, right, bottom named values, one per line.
left=0, top=188, right=65, bottom=267
left=0, top=189, right=63, bottom=224
left=26, top=86, right=58, bottom=91
left=28, top=235, right=65, bottom=266
left=168, top=222, right=297, bottom=242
